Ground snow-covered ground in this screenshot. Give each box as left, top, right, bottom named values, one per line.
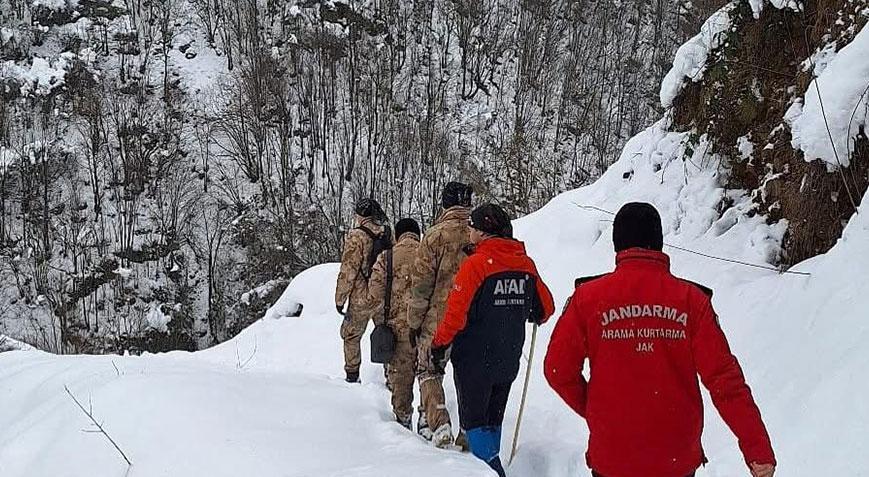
left=0, top=263, right=491, bottom=477
left=2, top=114, right=868, bottom=476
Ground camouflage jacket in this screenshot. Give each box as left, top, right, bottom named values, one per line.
left=368, top=232, right=420, bottom=331
left=335, top=218, right=385, bottom=314
left=407, top=206, right=472, bottom=342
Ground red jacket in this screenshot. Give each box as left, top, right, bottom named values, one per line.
left=434, top=238, right=555, bottom=379
left=544, top=248, right=775, bottom=477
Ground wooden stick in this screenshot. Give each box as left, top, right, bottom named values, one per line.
left=509, top=323, right=538, bottom=465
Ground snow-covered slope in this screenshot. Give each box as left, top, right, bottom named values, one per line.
left=2, top=114, right=868, bottom=476
left=0, top=263, right=491, bottom=477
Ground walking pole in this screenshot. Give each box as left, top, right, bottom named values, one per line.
left=509, top=322, right=538, bottom=465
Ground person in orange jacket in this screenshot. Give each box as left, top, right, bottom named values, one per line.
left=431, top=203, right=555, bottom=476
left=544, top=202, right=775, bottom=477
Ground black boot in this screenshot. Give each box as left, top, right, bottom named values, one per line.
left=487, top=456, right=506, bottom=477
left=345, top=371, right=360, bottom=383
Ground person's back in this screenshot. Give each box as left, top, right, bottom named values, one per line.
left=408, top=181, right=473, bottom=447
left=369, top=219, right=421, bottom=428
left=444, top=237, right=550, bottom=381
left=544, top=202, right=775, bottom=477
left=408, top=205, right=471, bottom=338
left=431, top=203, right=555, bottom=477
left=335, top=198, right=387, bottom=383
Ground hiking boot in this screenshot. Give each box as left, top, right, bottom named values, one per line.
left=455, top=428, right=470, bottom=452
left=431, top=423, right=454, bottom=449
left=417, top=412, right=433, bottom=440
left=345, top=371, right=360, bottom=383
left=396, top=414, right=412, bottom=430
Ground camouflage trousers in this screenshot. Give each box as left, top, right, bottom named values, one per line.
left=418, top=347, right=451, bottom=432
left=340, top=309, right=370, bottom=374
left=388, top=330, right=417, bottom=421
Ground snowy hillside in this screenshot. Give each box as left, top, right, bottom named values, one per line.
left=3, top=114, right=868, bottom=476
left=3, top=1, right=869, bottom=475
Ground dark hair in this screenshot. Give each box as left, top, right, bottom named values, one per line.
left=469, top=203, right=513, bottom=238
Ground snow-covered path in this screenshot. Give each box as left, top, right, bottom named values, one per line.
left=0, top=279, right=491, bottom=477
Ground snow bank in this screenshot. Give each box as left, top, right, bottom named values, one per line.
left=661, top=0, right=807, bottom=108
left=0, top=260, right=491, bottom=476
left=748, top=0, right=802, bottom=18
left=0, top=335, right=35, bottom=352
left=1, top=53, right=75, bottom=96
left=507, top=117, right=866, bottom=477
left=660, top=2, right=736, bottom=108
left=31, top=0, right=79, bottom=10
left=786, top=24, right=869, bottom=168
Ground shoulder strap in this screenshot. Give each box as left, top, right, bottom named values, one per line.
left=357, top=225, right=378, bottom=240
left=382, top=249, right=394, bottom=325
left=678, top=278, right=714, bottom=298
left=574, top=273, right=608, bottom=288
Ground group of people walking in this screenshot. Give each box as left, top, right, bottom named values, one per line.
left=335, top=182, right=777, bottom=477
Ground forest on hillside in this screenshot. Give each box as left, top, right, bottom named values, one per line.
left=0, top=0, right=723, bottom=353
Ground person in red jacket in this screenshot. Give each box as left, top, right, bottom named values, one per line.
left=544, top=202, right=776, bottom=477
left=431, top=203, right=555, bottom=477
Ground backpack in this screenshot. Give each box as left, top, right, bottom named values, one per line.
left=357, top=225, right=392, bottom=281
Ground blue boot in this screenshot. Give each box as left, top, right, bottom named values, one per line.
left=466, top=426, right=506, bottom=476
left=487, top=455, right=507, bottom=477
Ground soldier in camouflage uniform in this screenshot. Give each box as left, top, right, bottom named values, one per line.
left=335, top=198, right=387, bottom=383
left=408, top=182, right=473, bottom=448
left=368, top=218, right=422, bottom=429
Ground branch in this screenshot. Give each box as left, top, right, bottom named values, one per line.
left=64, top=385, right=133, bottom=467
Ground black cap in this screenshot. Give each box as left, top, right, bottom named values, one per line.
left=354, top=198, right=385, bottom=220
left=442, top=182, right=473, bottom=209
left=394, top=218, right=420, bottom=239
left=469, top=203, right=513, bottom=238
left=612, top=202, right=663, bottom=252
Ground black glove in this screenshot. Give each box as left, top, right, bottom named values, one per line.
left=336, top=304, right=345, bottom=316
left=527, top=311, right=542, bottom=324
left=430, top=345, right=449, bottom=374
left=527, top=301, right=543, bottom=324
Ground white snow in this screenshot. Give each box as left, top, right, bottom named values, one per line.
left=0, top=146, right=16, bottom=171
left=0, top=335, right=35, bottom=352
left=748, top=0, right=802, bottom=18
left=1, top=53, right=75, bottom=96
left=787, top=24, right=869, bottom=168
left=0, top=27, right=15, bottom=44
left=145, top=306, right=172, bottom=333
left=30, top=0, right=79, bottom=10
left=2, top=113, right=867, bottom=475
left=0, top=265, right=491, bottom=477
left=737, top=134, right=755, bottom=160
left=660, top=2, right=736, bottom=108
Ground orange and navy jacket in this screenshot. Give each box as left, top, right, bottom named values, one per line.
left=544, top=248, right=775, bottom=477
left=433, top=237, right=555, bottom=381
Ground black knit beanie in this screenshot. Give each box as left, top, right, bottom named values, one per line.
left=442, top=182, right=473, bottom=209
left=354, top=198, right=385, bottom=221
left=394, top=218, right=420, bottom=239
left=612, top=202, right=664, bottom=252
left=469, top=203, right=513, bottom=238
